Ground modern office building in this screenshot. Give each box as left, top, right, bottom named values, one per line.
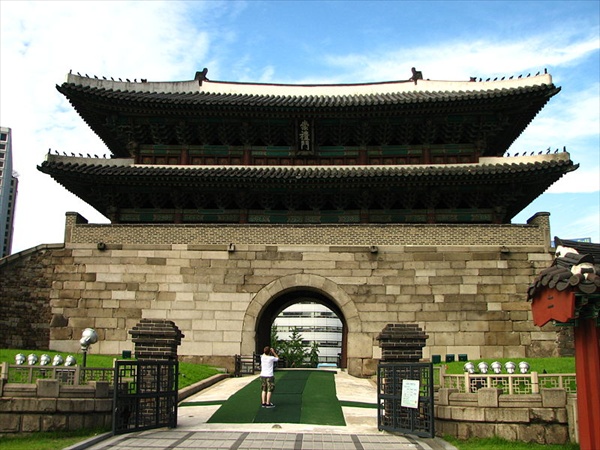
left=0, top=127, right=17, bottom=258
left=273, top=302, right=343, bottom=364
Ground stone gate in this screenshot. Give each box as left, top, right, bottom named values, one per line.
left=1, top=211, right=569, bottom=377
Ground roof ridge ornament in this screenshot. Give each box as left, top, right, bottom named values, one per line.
left=195, top=68, right=209, bottom=86
left=410, top=67, right=423, bottom=85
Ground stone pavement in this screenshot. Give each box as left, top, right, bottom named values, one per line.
left=73, top=370, right=456, bottom=450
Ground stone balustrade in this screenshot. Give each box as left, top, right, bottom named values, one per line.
left=0, top=378, right=112, bottom=433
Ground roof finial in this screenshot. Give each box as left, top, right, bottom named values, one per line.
left=195, top=68, right=209, bottom=85
left=410, top=67, right=423, bottom=85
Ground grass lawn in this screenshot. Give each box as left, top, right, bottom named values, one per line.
left=445, top=436, right=579, bottom=450
left=438, top=356, right=575, bottom=374
left=0, top=348, right=221, bottom=389
left=0, top=428, right=110, bottom=450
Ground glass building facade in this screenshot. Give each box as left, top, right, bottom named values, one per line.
left=0, top=127, right=17, bottom=258
left=273, top=301, right=342, bottom=364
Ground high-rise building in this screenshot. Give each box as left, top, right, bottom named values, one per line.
left=273, top=302, right=343, bottom=364
left=0, top=127, right=18, bottom=258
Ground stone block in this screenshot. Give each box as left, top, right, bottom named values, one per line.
left=67, top=413, right=84, bottom=431
left=56, top=398, right=74, bottom=412
left=541, top=388, right=567, bottom=408
left=530, top=407, right=557, bottom=422
left=516, top=423, right=546, bottom=444
left=437, top=388, right=458, bottom=406
left=41, top=413, right=67, bottom=431
left=435, top=405, right=453, bottom=419
left=95, top=398, right=113, bottom=412
left=451, top=406, right=485, bottom=422
left=37, top=379, right=60, bottom=398
left=0, top=413, right=20, bottom=432
left=477, top=388, right=500, bottom=407
left=90, top=381, right=110, bottom=398
left=468, top=422, right=496, bottom=439
left=485, top=407, right=530, bottom=423
left=21, top=414, right=41, bottom=432
left=495, top=423, right=518, bottom=441
left=545, top=423, right=569, bottom=444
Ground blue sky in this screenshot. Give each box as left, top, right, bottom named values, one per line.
left=1, top=0, right=598, bottom=253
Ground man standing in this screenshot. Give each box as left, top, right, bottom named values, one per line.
left=260, top=346, right=279, bottom=408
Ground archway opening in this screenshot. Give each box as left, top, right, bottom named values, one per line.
left=255, top=289, right=348, bottom=368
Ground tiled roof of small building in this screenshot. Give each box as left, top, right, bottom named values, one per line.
left=528, top=238, right=600, bottom=297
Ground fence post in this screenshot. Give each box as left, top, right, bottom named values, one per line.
left=439, top=365, right=446, bottom=388
left=464, top=372, right=470, bottom=393
left=531, top=371, right=539, bottom=394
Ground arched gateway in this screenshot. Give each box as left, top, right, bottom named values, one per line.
left=242, top=274, right=359, bottom=368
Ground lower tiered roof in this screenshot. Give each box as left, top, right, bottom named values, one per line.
left=38, top=152, right=576, bottom=225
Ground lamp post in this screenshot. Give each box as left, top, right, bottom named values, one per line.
left=80, top=328, right=98, bottom=368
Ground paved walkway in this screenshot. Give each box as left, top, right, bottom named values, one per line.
left=75, top=370, right=456, bottom=450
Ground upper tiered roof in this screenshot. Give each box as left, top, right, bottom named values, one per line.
left=56, top=70, right=560, bottom=159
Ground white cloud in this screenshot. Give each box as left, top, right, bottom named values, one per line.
left=321, top=31, right=600, bottom=83
left=1, top=1, right=598, bottom=252
left=548, top=169, right=600, bottom=194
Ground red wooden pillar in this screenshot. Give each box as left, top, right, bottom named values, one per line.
left=574, top=318, right=600, bottom=450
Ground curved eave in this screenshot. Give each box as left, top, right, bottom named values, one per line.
left=38, top=154, right=576, bottom=188
left=56, top=75, right=560, bottom=157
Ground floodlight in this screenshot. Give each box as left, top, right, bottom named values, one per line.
left=477, top=362, right=489, bottom=374
left=505, top=361, right=516, bottom=374
left=491, top=361, right=502, bottom=374
left=463, top=362, right=475, bottom=374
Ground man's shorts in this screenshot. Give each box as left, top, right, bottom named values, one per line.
left=261, top=376, right=275, bottom=392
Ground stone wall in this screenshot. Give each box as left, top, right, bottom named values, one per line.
left=0, top=244, right=61, bottom=349
left=0, top=212, right=566, bottom=377
left=436, top=387, right=575, bottom=445
left=0, top=378, right=112, bottom=433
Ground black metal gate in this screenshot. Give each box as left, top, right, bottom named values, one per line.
left=113, top=360, right=179, bottom=435
left=377, top=362, right=434, bottom=438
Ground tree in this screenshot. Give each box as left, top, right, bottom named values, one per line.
left=278, top=327, right=307, bottom=368
left=270, top=325, right=280, bottom=349
left=309, top=341, right=320, bottom=367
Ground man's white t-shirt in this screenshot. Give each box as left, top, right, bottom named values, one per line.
left=260, top=354, right=279, bottom=377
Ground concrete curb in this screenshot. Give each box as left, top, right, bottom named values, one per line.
left=178, top=373, right=230, bottom=402
left=62, top=431, right=114, bottom=450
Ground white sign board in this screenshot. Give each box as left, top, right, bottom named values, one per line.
left=401, top=379, right=420, bottom=409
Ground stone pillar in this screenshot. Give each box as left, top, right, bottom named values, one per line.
left=376, top=323, right=429, bottom=362
left=129, top=319, right=184, bottom=361
left=527, top=211, right=551, bottom=252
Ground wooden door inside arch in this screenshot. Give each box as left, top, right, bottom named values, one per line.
left=254, top=289, right=347, bottom=369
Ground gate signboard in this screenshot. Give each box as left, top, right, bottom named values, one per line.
left=113, top=360, right=179, bottom=435
left=377, top=362, right=434, bottom=438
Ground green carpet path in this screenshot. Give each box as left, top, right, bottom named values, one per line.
left=205, top=370, right=346, bottom=426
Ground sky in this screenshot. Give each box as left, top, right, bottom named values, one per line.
left=1, top=0, right=599, bottom=254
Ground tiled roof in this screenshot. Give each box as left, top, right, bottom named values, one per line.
left=39, top=155, right=575, bottom=184
left=528, top=238, right=600, bottom=297
left=57, top=81, right=559, bottom=111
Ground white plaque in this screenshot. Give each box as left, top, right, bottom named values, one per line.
left=401, top=379, right=420, bottom=409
